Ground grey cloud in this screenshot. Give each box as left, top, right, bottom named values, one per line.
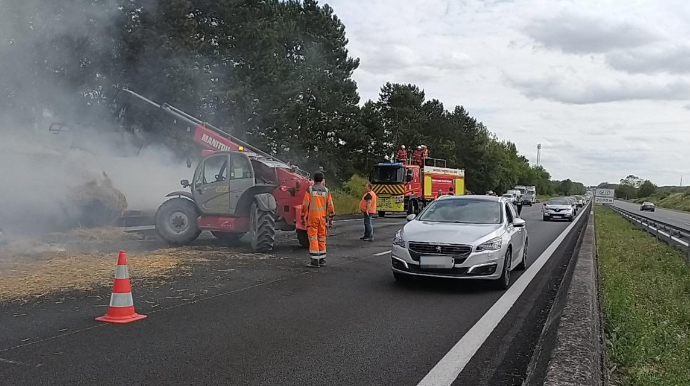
left=684, top=104, right=690, bottom=111
left=507, top=74, right=690, bottom=104
left=523, top=11, right=661, bottom=54
left=360, top=43, right=473, bottom=81
left=607, top=45, right=690, bottom=74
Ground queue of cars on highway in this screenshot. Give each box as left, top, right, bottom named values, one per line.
left=541, top=195, right=588, bottom=221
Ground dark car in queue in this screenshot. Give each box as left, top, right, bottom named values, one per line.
left=640, top=202, right=656, bottom=212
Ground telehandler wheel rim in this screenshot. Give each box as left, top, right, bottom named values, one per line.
left=168, top=210, right=190, bottom=234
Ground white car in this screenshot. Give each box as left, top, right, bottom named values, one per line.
left=501, top=193, right=516, bottom=203
left=391, top=195, right=529, bottom=289
left=542, top=197, right=575, bottom=222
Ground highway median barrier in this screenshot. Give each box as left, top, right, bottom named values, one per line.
left=524, top=205, right=605, bottom=386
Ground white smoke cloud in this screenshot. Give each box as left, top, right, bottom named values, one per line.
left=0, top=123, right=191, bottom=235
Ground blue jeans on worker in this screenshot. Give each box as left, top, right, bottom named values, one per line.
left=363, top=212, right=373, bottom=239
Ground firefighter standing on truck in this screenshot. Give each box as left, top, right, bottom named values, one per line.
left=396, top=145, right=408, bottom=164
left=413, top=146, right=423, bottom=166
left=301, top=172, right=335, bottom=268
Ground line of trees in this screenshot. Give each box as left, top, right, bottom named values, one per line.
left=1, top=0, right=585, bottom=195
left=597, top=175, right=657, bottom=199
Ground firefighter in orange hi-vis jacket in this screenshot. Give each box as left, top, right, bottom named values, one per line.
left=301, top=171, right=335, bottom=267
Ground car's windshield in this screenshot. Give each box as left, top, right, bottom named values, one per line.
left=417, top=198, right=501, bottom=224
left=370, top=166, right=404, bottom=183
left=548, top=198, right=570, bottom=205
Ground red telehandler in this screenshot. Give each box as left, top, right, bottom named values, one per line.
left=119, top=89, right=313, bottom=252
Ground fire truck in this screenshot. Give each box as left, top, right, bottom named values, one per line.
left=370, top=157, right=465, bottom=217
left=119, top=89, right=313, bottom=252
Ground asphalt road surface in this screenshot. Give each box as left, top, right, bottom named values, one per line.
left=612, top=199, right=690, bottom=231
left=0, top=204, right=585, bottom=386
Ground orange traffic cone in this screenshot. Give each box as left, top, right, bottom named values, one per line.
left=96, top=250, right=147, bottom=324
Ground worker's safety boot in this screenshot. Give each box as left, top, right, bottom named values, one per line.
left=319, top=258, right=327, bottom=267
left=307, top=258, right=320, bottom=268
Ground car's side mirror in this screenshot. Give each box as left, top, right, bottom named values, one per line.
left=181, top=179, right=190, bottom=188
left=513, top=218, right=526, bottom=227
left=406, top=214, right=416, bottom=222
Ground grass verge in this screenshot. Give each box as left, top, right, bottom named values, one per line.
left=596, top=206, right=690, bottom=386
left=331, top=174, right=369, bottom=215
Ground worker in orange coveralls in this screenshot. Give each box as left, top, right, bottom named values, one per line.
left=396, top=145, right=408, bottom=164
left=301, top=171, right=335, bottom=268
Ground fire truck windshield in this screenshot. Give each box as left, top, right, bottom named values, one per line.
left=371, top=166, right=404, bottom=184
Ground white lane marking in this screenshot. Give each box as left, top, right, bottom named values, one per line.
left=417, top=207, right=587, bottom=386
left=0, top=357, right=25, bottom=365
left=374, top=250, right=392, bottom=256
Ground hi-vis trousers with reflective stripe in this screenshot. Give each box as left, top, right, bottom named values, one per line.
left=307, top=216, right=328, bottom=259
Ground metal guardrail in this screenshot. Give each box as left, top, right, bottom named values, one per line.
left=608, top=204, right=690, bottom=262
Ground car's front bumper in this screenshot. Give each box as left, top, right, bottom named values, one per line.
left=390, top=244, right=505, bottom=280
left=543, top=210, right=574, bottom=219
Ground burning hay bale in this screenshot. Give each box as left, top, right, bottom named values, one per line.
left=70, top=172, right=128, bottom=227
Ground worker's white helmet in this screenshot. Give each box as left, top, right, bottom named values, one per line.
left=401, top=145, right=405, bottom=149
left=418, top=145, right=422, bottom=149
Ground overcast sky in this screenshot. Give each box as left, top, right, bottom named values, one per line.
left=327, top=0, right=690, bottom=186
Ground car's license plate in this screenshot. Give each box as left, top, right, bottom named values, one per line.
left=419, top=255, right=454, bottom=269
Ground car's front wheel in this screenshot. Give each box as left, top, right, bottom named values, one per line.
left=493, top=248, right=512, bottom=290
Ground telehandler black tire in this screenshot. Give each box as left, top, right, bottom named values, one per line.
left=155, top=198, right=201, bottom=244
left=249, top=201, right=276, bottom=252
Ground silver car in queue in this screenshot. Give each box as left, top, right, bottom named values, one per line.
left=391, top=195, right=529, bottom=289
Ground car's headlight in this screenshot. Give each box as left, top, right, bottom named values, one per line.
left=476, top=237, right=502, bottom=251
left=393, top=230, right=406, bottom=247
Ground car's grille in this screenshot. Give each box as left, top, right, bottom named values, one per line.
left=408, top=242, right=472, bottom=257
left=407, top=265, right=470, bottom=276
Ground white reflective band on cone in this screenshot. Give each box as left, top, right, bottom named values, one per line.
left=109, top=292, right=134, bottom=307
left=115, top=265, right=129, bottom=279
